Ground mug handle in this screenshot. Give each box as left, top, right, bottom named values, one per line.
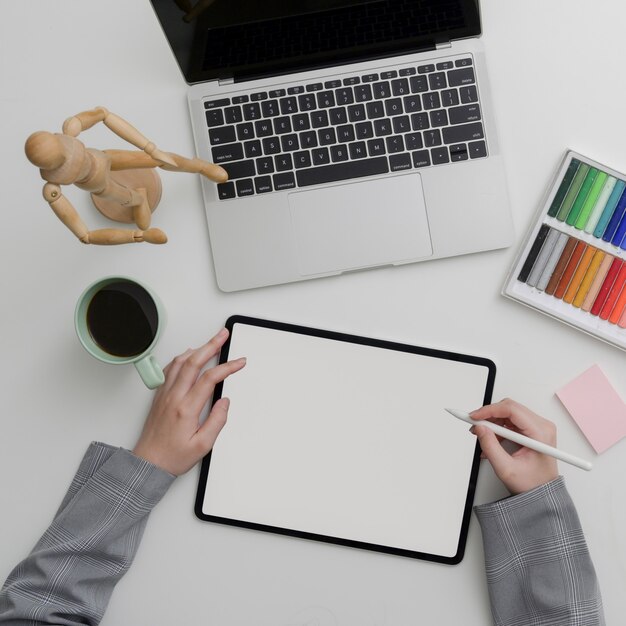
left=134, top=354, right=165, bottom=389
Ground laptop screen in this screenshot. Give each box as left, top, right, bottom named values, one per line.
left=149, top=0, right=481, bottom=84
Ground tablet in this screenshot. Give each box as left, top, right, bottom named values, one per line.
left=195, top=316, right=495, bottom=564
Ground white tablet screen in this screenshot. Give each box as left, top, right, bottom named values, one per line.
left=196, top=317, right=494, bottom=563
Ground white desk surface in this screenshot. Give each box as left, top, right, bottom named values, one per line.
left=1, top=1, right=625, bottom=624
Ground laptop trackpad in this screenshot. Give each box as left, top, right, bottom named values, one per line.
left=289, top=174, right=432, bottom=276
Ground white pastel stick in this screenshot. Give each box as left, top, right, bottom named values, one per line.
left=445, top=408, right=593, bottom=471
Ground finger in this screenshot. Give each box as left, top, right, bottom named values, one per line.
left=170, top=328, right=230, bottom=395
left=472, top=425, right=513, bottom=477
left=192, top=397, right=230, bottom=456
left=186, top=357, right=247, bottom=416
left=470, top=398, right=544, bottom=435
left=162, top=348, right=194, bottom=387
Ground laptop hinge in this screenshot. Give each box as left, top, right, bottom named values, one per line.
left=218, top=77, right=235, bottom=87
left=436, top=41, right=452, bottom=50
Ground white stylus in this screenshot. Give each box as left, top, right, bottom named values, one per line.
left=445, top=408, right=593, bottom=471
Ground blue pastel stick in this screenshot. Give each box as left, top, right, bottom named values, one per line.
left=594, top=180, right=626, bottom=238
left=603, top=188, right=626, bottom=243
left=614, top=213, right=626, bottom=247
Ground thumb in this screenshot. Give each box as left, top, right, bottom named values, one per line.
left=194, top=397, right=230, bottom=455
left=473, top=425, right=512, bottom=476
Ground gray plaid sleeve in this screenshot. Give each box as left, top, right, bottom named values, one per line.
left=474, top=476, right=605, bottom=626
left=0, top=442, right=175, bottom=625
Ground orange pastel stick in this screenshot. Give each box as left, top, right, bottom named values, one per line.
left=563, top=245, right=595, bottom=304
left=608, top=276, right=626, bottom=323
left=582, top=253, right=614, bottom=311
left=573, top=248, right=604, bottom=307
left=554, top=241, right=586, bottom=300
left=600, top=262, right=626, bottom=320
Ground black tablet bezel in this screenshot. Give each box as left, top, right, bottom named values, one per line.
left=195, top=315, right=495, bottom=565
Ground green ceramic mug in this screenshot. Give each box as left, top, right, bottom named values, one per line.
left=75, top=276, right=166, bottom=389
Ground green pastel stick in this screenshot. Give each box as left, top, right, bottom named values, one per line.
left=566, top=167, right=598, bottom=225
left=585, top=176, right=617, bottom=234
left=556, top=163, right=589, bottom=221
left=575, top=170, right=608, bottom=229
left=547, top=159, right=580, bottom=218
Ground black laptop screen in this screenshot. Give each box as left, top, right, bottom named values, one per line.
left=149, top=0, right=481, bottom=84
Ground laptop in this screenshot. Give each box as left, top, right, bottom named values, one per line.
left=149, top=0, right=513, bottom=292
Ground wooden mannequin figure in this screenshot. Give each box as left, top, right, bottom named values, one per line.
left=25, top=106, right=228, bottom=245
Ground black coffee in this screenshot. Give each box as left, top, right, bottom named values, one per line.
left=86, top=280, right=159, bottom=357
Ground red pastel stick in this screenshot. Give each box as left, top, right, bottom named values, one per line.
left=600, top=262, right=626, bottom=320
left=591, top=258, right=623, bottom=316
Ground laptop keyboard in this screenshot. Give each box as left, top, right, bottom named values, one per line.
left=205, top=56, right=486, bottom=200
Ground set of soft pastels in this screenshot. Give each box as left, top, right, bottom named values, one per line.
left=504, top=151, right=626, bottom=351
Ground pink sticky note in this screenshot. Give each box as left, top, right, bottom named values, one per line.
left=556, top=364, right=626, bottom=454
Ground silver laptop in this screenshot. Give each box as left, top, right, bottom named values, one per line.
left=150, top=0, right=513, bottom=292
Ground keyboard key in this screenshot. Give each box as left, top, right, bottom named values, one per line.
left=343, top=76, right=360, bottom=85
left=295, top=156, right=388, bottom=187
left=205, top=109, right=224, bottom=127
left=431, top=147, right=450, bottom=164
left=317, top=91, right=336, bottom=108
left=279, top=97, right=298, bottom=114
left=312, top=147, right=330, bottom=165
left=224, top=106, right=243, bottom=124
left=298, top=94, right=317, bottom=111
left=448, top=67, right=476, bottom=87
left=450, top=143, right=469, bottom=161
left=232, top=95, right=249, bottom=104
left=330, top=144, right=349, bottom=162
left=436, top=61, right=454, bottom=70
left=292, top=114, right=311, bottom=131
left=389, top=153, right=412, bottom=171
left=424, top=129, right=442, bottom=147
left=399, top=67, right=416, bottom=76
left=355, top=121, right=373, bottom=139
left=269, top=89, right=286, bottom=98
left=455, top=57, right=473, bottom=67
left=410, top=75, right=428, bottom=93
left=373, top=118, right=392, bottom=136
left=287, top=86, right=304, bottom=94
left=254, top=120, right=274, bottom=137
left=366, top=101, right=385, bottom=119
left=418, top=64, right=435, bottom=73
left=385, top=135, right=405, bottom=153
left=209, top=125, right=237, bottom=145
left=442, top=121, right=484, bottom=144
left=335, top=88, right=354, bottom=105
left=281, top=134, right=300, bottom=151
left=460, top=85, right=479, bottom=103
left=391, top=78, right=410, bottom=96
left=236, top=123, right=254, bottom=141
left=250, top=92, right=268, bottom=101
left=336, top=124, right=355, bottom=142
left=349, top=141, right=367, bottom=159
left=256, top=157, right=275, bottom=174
left=255, top=176, right=273, bottom=193
left=441, top=89, right=460, bottom=107
left=300, top=131, right=318, bottom=149
left=392, top=115, right=410, bottom=134
left=373, top=81, right=391, bottom=99
left=244, top=140, right=262, bottom=158
left=422, top=92, right=441, bottom=110
left=311, top=111, right=329, bottom=128
left=361, top=73, right=379, bottom=83
left=381, top=70, right=397, bottom=79
left=468, top=140, right=487, bottom=158
left=273, top=172, right=296, bottom=190
left=236, top=178, right=254, bottom=196
left=384, top=98, right=403, bottom=116
left=205, top=98, right=230, bottom=109
left=411, top=112, right=430, bottom=130
left=306, top=83, right=323, bottom=92
left=367, top=138, right=386, bottom=156
left=354, top=84, right=373, bottom=102
left=329, top=107, right=348, bottom=125
left=448, top=104, right=481, bottom=124
left=348, top=104, right=366, bottom=122
left=262, top=137, right=281, bottom=154
left=412, top=150, right=431, bottom=168
left=318, top=127, right=337, bottom=146
left=274, top=117, right=292, bottom=134
left=261, top=100, right=280, bottom=117
left=429, top=109, right=449, bottom=127
left=403, top=95, right=422, bottom=113
left=222, top=160, right=256, bottom=179
left=243, top=103, right=261, bottom=120
left=274, top=154, right=293, bottom=171
left=324, top=79, right=342, bottom=89
left=405, top=132, right=423, bottom=151
left=428, top=72, right=447, bottom=90
left=294, top=151, right=312, bottom=168
left=217, top=181, right=236, bottom=200
left=212, top=143, right=244, bottom=163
